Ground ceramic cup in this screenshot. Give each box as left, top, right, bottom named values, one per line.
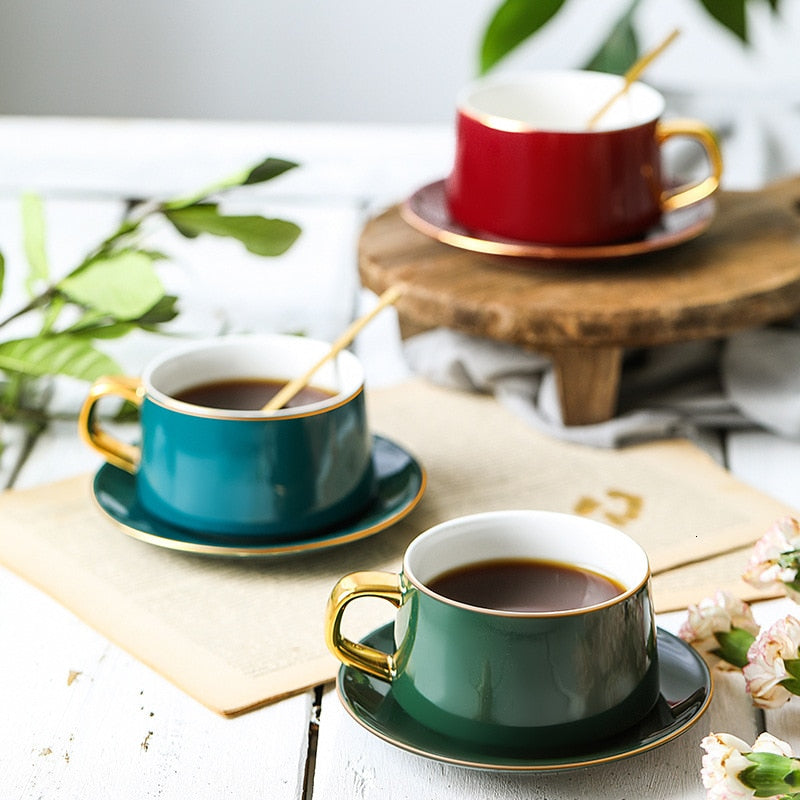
left=325, top=510, right=659, bottom=750
left=78, top=335, right=375, bottom=538
left=445, top=70, right=723, bottom=245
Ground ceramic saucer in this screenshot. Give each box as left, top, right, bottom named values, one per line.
left=92, top=434, right=426, bottom=557
left=337, top=623, right=712, bottom=772
left=401, top=179, right=716, bottom=261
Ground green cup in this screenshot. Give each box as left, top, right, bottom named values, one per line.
left=325, top=510, right=659, bottom=751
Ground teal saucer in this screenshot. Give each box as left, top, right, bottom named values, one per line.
left=337, top=623, right=712, bottom=772
left=92, top=434, right=425, bottom=557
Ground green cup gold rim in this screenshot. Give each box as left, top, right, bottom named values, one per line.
left=402, top=509, right=652, bottom=619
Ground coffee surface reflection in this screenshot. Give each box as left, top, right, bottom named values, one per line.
left=427, top=558, right=624, bottom=612
left=174, top=378, right=334, bottom=410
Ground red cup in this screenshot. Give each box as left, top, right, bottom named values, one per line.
left=445, top=70, right=723, bottom=246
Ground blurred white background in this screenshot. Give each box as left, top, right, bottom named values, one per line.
left=1, top=0, right=799, bottom=123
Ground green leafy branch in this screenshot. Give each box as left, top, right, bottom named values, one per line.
left=479, top=0, right=783, bottom=76
left=0, top=157, right=301, bottom=425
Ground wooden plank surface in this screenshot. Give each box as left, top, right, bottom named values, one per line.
left=0, top=565, right=313, bottom=799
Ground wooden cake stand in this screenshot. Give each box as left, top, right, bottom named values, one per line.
left=358, top=176, right=800, bottom=426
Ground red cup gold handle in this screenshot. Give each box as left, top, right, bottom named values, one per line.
left=657, top=119, right=723, bottom=212
left=78, top=375, right=145, bottom=474
left=325, top=570, right=404, bottom=682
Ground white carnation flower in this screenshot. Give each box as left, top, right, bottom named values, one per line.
left=743, top=518, right=800, bottom=600
left=679, top=591, right=758, bottom=669
left=700, top=732, right=795, bottom=800
left=743, top=615, right=800, bottom=708
left=700, top=733, right=758, bottom=800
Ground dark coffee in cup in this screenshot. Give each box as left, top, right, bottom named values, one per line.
left=427, top=558, right=624, bottom=612
left=173, top=378, right=335, bottom=411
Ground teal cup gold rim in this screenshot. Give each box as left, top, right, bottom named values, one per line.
left=325, top=510, right=659, bottom=751
left=141, top=335, right=364, bottom=421
left=79, top=334, right=375, bottom=538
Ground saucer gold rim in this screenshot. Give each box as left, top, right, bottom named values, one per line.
left=336, top=623, right=712, bottom=772
left=401, top=179, right=716, bottom=261
left=91, top=435, right=426, bottom=557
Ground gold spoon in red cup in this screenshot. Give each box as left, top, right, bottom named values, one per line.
left=587, top=28, right=681, bottom=130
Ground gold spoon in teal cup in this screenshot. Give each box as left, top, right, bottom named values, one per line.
left=261, top=284, right=403, bottom=412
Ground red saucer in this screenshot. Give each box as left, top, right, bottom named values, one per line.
left=401, top=179, right=716, bottom=261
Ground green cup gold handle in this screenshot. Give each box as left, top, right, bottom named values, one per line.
left=325, top=570, right=404, bottom=682
left=656, top=119, right=723, bottom=212
left=78, top=375, right=145, bottom=474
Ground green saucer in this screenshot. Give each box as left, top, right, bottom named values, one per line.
left=337, top=623, right=712, bottom=772
left=92, top=434, right=425, bottom=557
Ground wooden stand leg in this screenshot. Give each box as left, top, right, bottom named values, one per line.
left=550, top=346, right=623, bottom=426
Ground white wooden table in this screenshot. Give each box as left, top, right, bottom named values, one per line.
left=1, top=116, right=800, bottom=799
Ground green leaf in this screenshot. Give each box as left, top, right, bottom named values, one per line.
left=777, top=549, right=800, bottom=568
left=58, top=251, right=165, bottom=320
left=21, top=193, right=49, bottom=295
left=699, top=0, right=748, bottom=43
left=785, top=658, right=800, bottom=681
left=135, top=294, right=180, bottom=326
left=73, top=323, right=135, bottom=340
left=164, top=204, right=301, bottom=256
left=0, top=336, right=121, bottom=382
left=64, top=309, right=135, bottom=339
left=781, top=677, right=800, bottom=698
left=113, top=399, right=141, bottom=423
left=479, top=0, right=567, bottom=74
left=712, top=627, right=757, bottom=668
left=163, top=157, right=299, bottom=210
left=584, top=1, right=641, bottom=74
left=40, top=293, right=66, bottom=335
left=66, top=295, right=179, bottom=333
left=242, top=157, right=299, bottom=185
left=780, top=658, right=800, bottom=696
left=0, top=250, right=5, bottom=301
left=740, top=752, right=800, bottom=796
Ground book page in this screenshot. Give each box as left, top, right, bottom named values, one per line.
left=367, top=380, right=797, bottom=574
left=0, top=379, right=793, bottom=715
left=651, top=546, right=779, bottom=612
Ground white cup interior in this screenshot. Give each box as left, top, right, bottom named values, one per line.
left=405, top=510, right=650, bottom=614
left=459, top=70, right=664, bottom=133
left=144, top=334, right=365, bottom=418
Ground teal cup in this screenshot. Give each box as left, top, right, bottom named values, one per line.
left=326, top=510, right=659, bottom=751
left=79, top=334, right=375, bottom=537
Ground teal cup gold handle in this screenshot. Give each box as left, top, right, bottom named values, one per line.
left=75, top=335, right=375, bottom=538
left=325, top=570, right=404, bottom=682
left=78, top=375, right=145, bottom=474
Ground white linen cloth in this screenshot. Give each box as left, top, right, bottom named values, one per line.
left=403, top=325, right=800, bottom=448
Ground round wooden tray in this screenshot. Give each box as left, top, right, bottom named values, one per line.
left=359, top=176, right=800, bottom=426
